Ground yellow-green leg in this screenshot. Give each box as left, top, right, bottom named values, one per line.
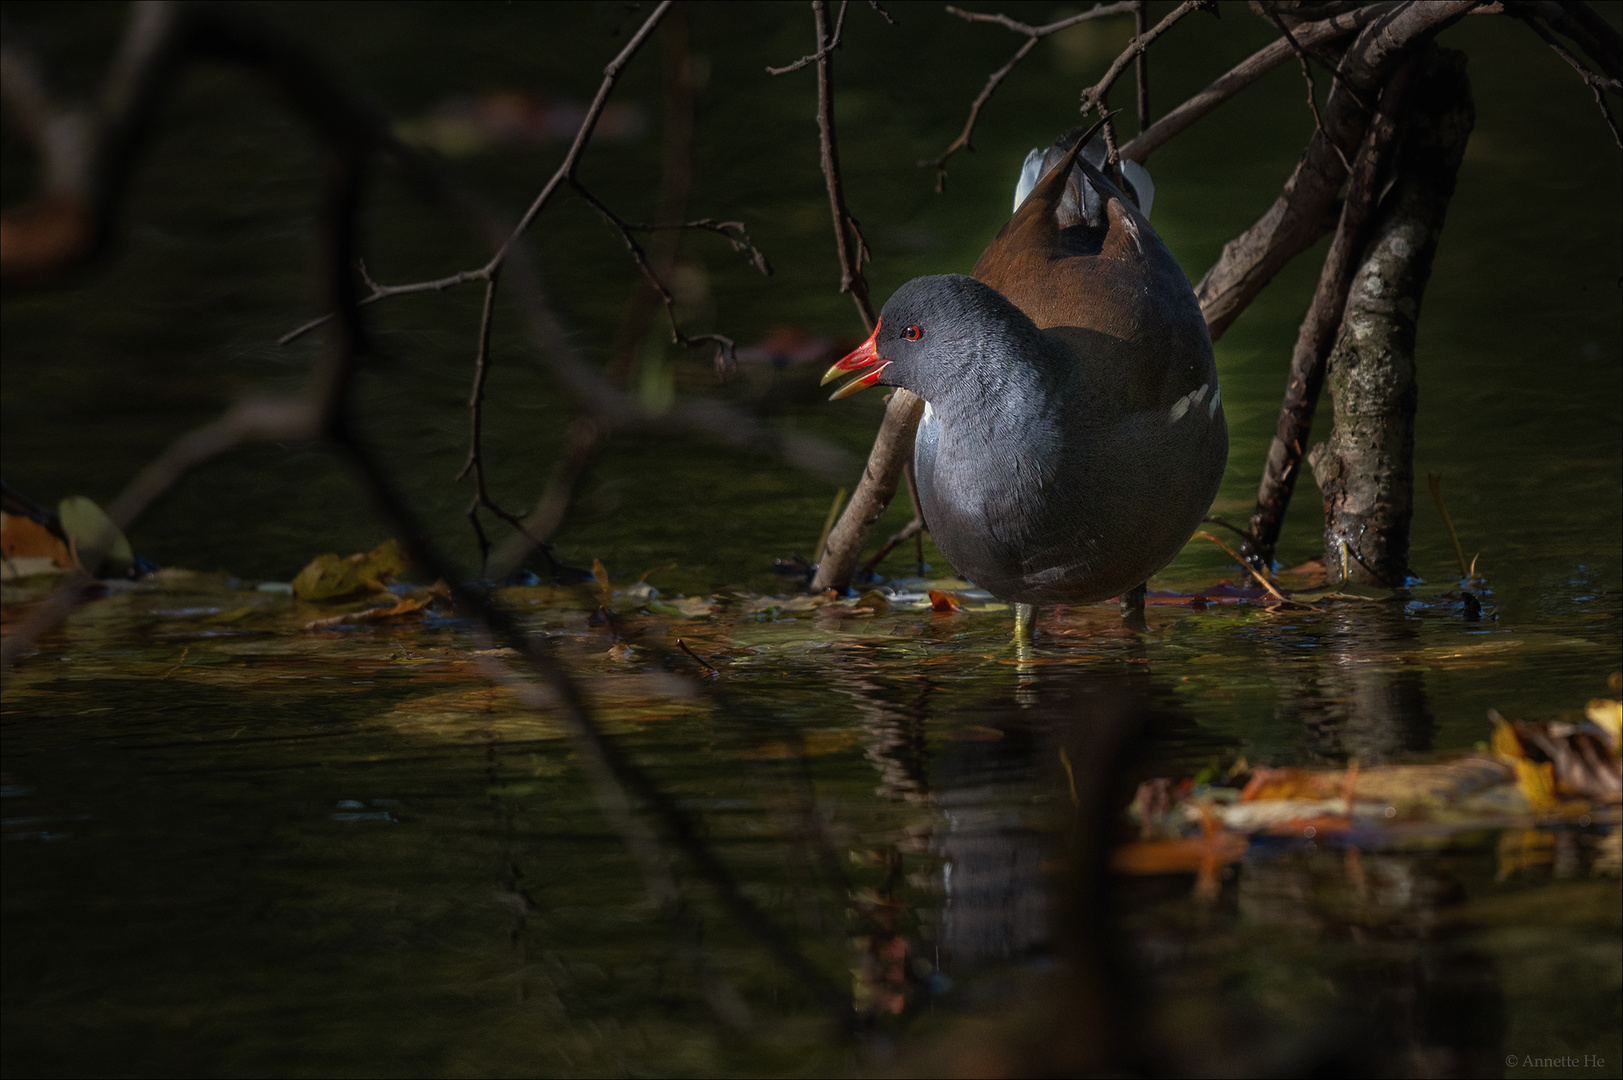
left=1120, top=582, right=1148, bottom=632
left=1013, top=602, right=1036, bottom=644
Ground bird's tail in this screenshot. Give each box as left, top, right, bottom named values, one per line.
left=1012, top=126, right=1154, bottom=223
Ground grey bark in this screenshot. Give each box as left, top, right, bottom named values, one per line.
left=1309, top=47, right=1474, bottom=587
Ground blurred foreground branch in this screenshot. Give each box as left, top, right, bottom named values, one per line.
left=0, top=0, right=854, bottom=1023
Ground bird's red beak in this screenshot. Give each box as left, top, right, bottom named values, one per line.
left=821, top=320, right=889, bottom=400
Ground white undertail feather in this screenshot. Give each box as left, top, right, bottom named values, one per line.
left=1122, top=160, right=1154, bottom=218
left=1012, top=149, right=1045, bottom=212
left=1012, top=150, right=1155, bottom=218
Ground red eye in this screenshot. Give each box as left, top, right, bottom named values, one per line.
left=903, top=325, right=922, bottom=341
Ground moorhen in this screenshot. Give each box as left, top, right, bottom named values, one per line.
left=824, top=126, right=1226, bottom=625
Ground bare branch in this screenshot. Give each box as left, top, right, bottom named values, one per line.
left=571, top=181, right=745, bottom=374
left=1121, top=9, right=1395, bottom=163
left=1078, top=0, right=1211, bottom=120
left=1514, top=0, right=1623, bottom=83
left=623, top=218, right=773, bottom=277
left=490, top=2, right=672, bottom=268
left=1248, top=54, right=1422, bottom=564
left=808, top=389, right=923, bottom=592
left=922, top=1, right=1135, bottom=190
left=1194, top=0, right=1478, bottom=342
left=1133, top=0, right=1150, bottom=131
left=1260, top=3, right=1357, bottom=174
left=1513, top=6, right=1623, bottom=147
left=768, top=0, right=850, bottom=74
left=1, top=4, right=858, bottom=1023
left=276, top=267, right=489, bottom=345
left=805, top=0, right=876, bottom=329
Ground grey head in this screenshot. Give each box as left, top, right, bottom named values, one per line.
left=861, top=274, right=1068, bottom=411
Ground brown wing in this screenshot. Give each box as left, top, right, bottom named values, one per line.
left=970, top=140, right=1210, bottom=417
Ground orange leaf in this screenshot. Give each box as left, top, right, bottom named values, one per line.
left=0, top=510, right=72, bottom=569
left=1239, top=766, right=1333, bottom=801
left=928, top=590, right=962, bottom=613
left=303, top=596, right=429, bottom=630
left=1111, top=832, right=1248, bottom=875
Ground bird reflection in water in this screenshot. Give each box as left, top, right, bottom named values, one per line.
left=828, top=635, right=1508, bottom=1077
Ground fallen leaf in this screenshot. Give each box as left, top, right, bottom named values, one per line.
left=0, top=510, right=72, bottom=569
left=672, top=596, right=715, bottom=618
left=292, top=540, right=407, bottom=601
left=303, top=596, right=429, bottom=629
left=1587, top=698, right=1621, bottom=751
left=1111, top=832, right=1248, bottom=875
left=856, top=589, right=891, bottom=614
left=57, top=496, right=134, bottom=575
left=0, top=554, right=68, bottom=580
left=1348, top=758, right=1513, bottom=806
left=1240, top=766, right=1330, bottom=801
left=1207, top=798, right=1386, bottom=833
left=928, top=590, right=963, bottom=613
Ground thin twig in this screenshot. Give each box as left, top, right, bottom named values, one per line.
left=1119, top=3, right=1399, bottom=163
left=1515, top=8, right=1623, bottom=147
left=491, top=3, right=672, bottom=269
left=1078, top=1, right=1211, bottom=119
left=1260, top=2, right=1357, bottom=173
left=456, top=275, right=501, bottom=484
left=620, top=218, right=772, bottom=276
left=922, top=1, right=1134, bottom=191
left=676, top=638, right=719, bottom=675
left=1192, top=532, right=1317, bottom=609
left=811, top=0, right=875, bottom=329
left=277, top=268, right=490, bottom=345
left=767, top=0, right=850, bottom=74
left=1134, top=0, right=1150, bottom=132
left=0, top=4, right=858, bottom=1025
left=573, top=181, right=748, bottom=372
left=1427, top=472, right=1472, bottom=579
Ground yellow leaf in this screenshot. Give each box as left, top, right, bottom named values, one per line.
left=1514, top=759, right=1560, bottom=813
left=1490, top=711, right=1524, bottom=760
left=1586, top=698, right=1621, bottom=752
left=57, top=496, right=134, bottom=575
left=292, top=539, right=407, bottom=601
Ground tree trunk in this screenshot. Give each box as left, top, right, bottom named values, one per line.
left=1309, top=46, right=1474, bottom=588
